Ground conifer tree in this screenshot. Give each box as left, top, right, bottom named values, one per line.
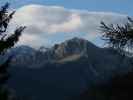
left=100, top=17, right=133, bottom=56
left=0, top=3, right=25, bottom=100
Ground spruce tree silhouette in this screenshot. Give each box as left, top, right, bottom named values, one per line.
left=0, top=3, right=25, bottom=100
left=100, top=17, right=133, bottom=56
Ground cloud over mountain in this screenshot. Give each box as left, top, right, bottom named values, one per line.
left=9, top=4, right=127, bottom=47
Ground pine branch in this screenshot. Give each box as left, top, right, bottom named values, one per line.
left=0, top=26, right=26, bottom=54
left=100, top=17, right=133, bottom=56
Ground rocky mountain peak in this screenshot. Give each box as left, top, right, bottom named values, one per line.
left=48, top=37, right=98, bottom=59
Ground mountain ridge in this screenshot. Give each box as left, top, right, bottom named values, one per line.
left=9, top=37, right=103, bottom=66
left=7, top=37, right=133, bottom=100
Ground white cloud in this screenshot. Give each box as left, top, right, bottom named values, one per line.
left=49, top=14, right=81, bottom=33
left=9, top=4, right=127, bottom=47
left=18, top=34, right=49, bottom=47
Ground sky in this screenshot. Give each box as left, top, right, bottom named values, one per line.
left=1, top=0, right=132, bottom=15
left=0, top=0, right=132, bottom=48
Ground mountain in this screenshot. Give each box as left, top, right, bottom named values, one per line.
left=7, top=37, right=133, bottom=100
left=9, top=45, right=46, bottom=68
left=9, top=37, right=99, bottom=67
left=44, top=37, right=98, bottom=60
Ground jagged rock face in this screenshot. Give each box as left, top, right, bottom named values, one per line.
left=8, top=45, right=45, bottom=68
left=53, top=37, right=88, bottom=58
left=44, top=37, right=98, bottom=60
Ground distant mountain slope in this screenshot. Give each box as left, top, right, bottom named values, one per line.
left=9, top=37, right=100, bottom=67
left=7, top=37, right=133, bottom=100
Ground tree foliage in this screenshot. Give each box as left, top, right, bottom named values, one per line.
left=100, top=17, right=133, bottom=56
left=0, top=3, right=25, bottom=100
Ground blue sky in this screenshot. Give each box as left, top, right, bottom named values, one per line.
left=0, top=0, right=132, bottom=47
left=1, top=0, right=131, bottom=15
